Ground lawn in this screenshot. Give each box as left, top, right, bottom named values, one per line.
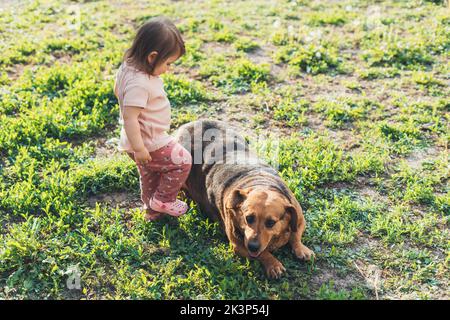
left=0, top=0, right=448, bottom=299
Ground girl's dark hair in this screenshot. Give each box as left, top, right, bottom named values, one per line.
left=123, top=16, right=185, bottom=75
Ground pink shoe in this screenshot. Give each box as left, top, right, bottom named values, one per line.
left=149, top=197, right=188, bottom=217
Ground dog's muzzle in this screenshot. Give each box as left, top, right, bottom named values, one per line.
left=247, top=239, right=261, bottom=256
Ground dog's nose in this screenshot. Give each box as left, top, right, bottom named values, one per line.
left=248, top=239, right=260, bottom=253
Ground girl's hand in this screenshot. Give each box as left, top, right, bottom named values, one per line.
left=134, top=149, right=152, bottom=165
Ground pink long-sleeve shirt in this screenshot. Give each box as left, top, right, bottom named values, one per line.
left=114, top=61, right=173, bottom=152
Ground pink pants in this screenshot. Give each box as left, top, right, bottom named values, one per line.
left=127, top=140, right=192, bottom=208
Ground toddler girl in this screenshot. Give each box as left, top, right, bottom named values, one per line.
left=114, top=17, right=192, bottom=220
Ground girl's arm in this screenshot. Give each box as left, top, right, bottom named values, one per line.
left=121, top=84, right=152, bottom=163
left=122, top=106, right=146, bottom=152
left=113, top=79, right=118, bottom=98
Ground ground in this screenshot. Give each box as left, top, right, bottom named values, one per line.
left=0, top=0, right=448, bottom=299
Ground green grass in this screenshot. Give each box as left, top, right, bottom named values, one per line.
left=0, top=0, right=449, bottom=300
left=200, top=57, right=271, bottom=93
left=274, top=43, right=342, bottom=75
left=313, top=98, right=380, bottom=128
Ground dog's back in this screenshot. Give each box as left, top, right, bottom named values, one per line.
left=175, top=120, right=227, bottom=221
left=175, top=120, right=280, bottom=222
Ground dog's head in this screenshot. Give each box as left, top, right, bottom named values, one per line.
left=225, top=187, right=300, bottom=258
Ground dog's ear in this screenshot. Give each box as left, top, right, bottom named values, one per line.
left=285, top=205, right=298, bottom=232
left=226, top=189, right=248, bottom=211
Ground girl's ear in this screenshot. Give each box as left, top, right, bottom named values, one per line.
left=147, top=51, right=158, bottom=64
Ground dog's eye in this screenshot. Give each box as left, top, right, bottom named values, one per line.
left=265, top=219, right=276, bottom=228
left=246, top=215, right=255, bottom=224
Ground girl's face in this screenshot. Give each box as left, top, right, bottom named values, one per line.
left=148, top=51, right=179, bottom=76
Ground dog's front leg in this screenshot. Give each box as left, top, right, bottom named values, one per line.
left=231, top=242, right=285, bottom=279
left=289, top=217, right=314, bottom=261
left=257, top=251, right=286, bottom=279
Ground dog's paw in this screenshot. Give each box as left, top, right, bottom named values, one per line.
left=293, top=244, right=315, bottom=261
left=264, top=260, right=286, bottom=279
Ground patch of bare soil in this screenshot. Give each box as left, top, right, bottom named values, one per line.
left=0, top=0, right=16, bottom=10
left=5, top=52, right=74, bottom=83
left=201, top=41, right=237, bottom=57
left=86, top=190, right=144, bottom=225
left=351, top=236, right=389, bottom=299
left=86, top=191, right=131, bottom=208
left=5, top=64, right=26, bottom=82
left=93, top=137, right=120, bottom=158
left=46, top=53, right=73, bottom=67
left=196, top=99, right=262, bottom=138
left=310, top=261, right=373, bottom=298
left=404, top=145, right=444, bottom=170
left=245, top=44, right=288, bottom=80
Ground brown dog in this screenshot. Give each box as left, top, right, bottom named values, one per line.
left=175, top=120, right=314, bottom=278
